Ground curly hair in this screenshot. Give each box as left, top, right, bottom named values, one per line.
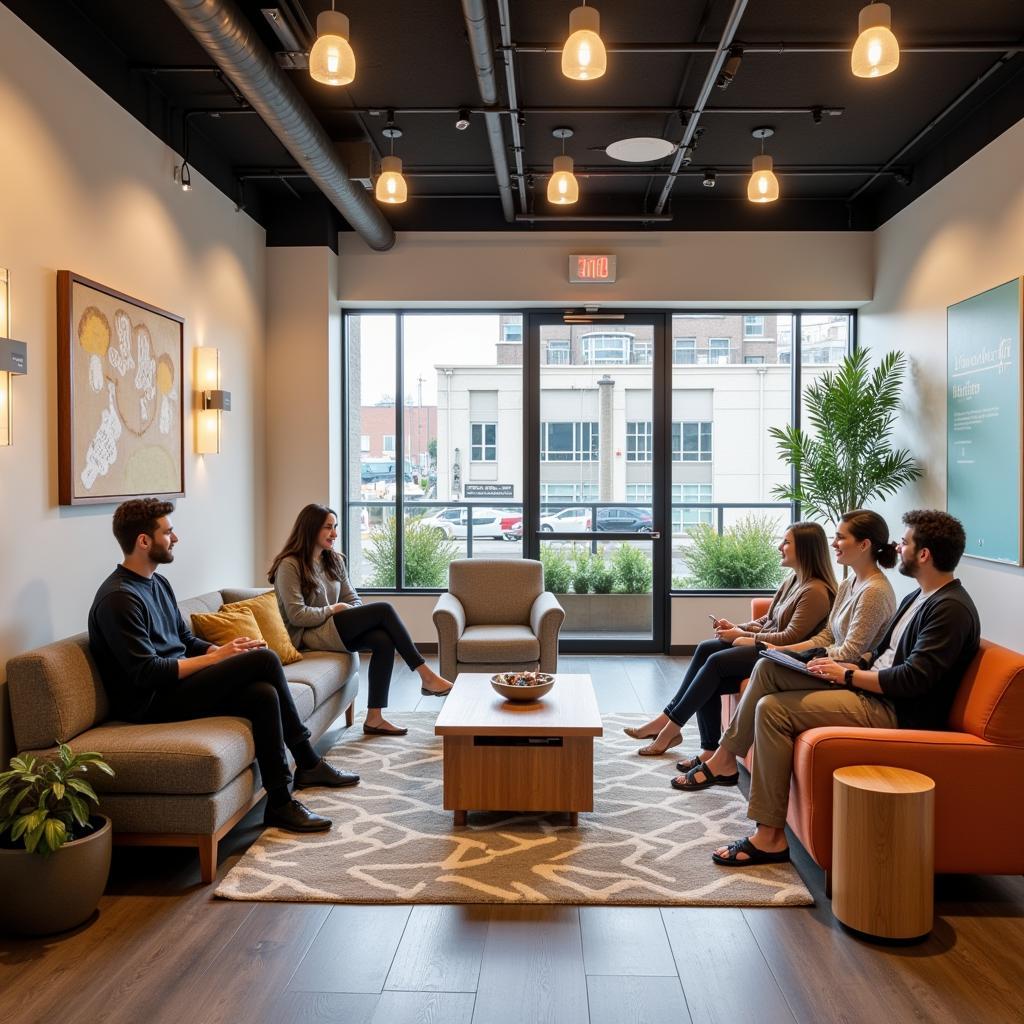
left=112, top=498, right=175, bottom=554
left=903, top=509, right=966, bottom=572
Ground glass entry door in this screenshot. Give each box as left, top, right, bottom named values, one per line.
left=527, top=312, right=667, bottom=651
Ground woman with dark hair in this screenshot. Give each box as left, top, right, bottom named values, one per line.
left=624, top=521, right=837, bottom=759
left=270, top=504, right=451, bottom=737
left=671, top=509, right=897, bottom=790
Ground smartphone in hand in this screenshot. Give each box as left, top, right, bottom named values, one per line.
left=708, top=613, right=719, bottom=627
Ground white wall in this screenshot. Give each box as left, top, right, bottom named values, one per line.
left=861, top=115, right=1024, bottom=648
left=0, top=7, right=267, bottom=760
left=337, top=230, right=873, bottom=307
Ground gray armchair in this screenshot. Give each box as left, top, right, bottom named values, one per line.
left=432, top=559, right=565, bottom=682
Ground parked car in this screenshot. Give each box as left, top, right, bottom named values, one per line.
left=539, top=507, right=592, bottom=532
left=594, top=507, right=654, bottom=533
left=500, top=511, right=523, bottom=541
left=419, top=506, right=506, bottom=539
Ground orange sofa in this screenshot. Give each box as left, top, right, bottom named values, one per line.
left=722, top=598, right=1024, bottom=875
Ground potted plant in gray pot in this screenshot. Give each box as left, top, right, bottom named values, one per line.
left=0, top=744, right=114, bottom=936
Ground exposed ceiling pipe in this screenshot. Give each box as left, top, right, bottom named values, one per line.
left=162, top=0, right=394, bottom=251
left=495, top=0, right=528, bottom=213
left=654, top=0, right=749, bottom=214
left=460, top=0, right=516, bottom=221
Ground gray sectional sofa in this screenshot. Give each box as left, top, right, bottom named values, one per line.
left=5, top=588, right=358, bottom=883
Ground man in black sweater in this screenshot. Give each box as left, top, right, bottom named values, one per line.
left=681, top=509, right=980, bottom=867
left=89, top=498, right=359, bottom=836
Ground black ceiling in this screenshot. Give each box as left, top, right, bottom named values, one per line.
left=8, top=0, right=1024, bottom=246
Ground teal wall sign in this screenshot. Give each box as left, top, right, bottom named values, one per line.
left=947, top=278, right=1023, bottom=565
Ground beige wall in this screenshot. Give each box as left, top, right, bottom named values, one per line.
left=0, top=8, right=267, bottom=761
left=337, top=230, right=874, bottom=307
left=860, top=115, right=1024, bottom=648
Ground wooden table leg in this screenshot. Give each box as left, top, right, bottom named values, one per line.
left=453, top=810, right=467, bottom=826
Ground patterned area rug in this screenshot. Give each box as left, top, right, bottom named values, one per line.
left=216, top=713, right=813, bottom=907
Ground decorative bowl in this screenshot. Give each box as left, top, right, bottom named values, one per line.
left=490, top=671, right=555, bottom=702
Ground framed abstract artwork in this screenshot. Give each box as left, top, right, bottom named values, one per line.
left=57, top=271, right=185, bottom=505
left=947, top=277, right=1023, bottom=564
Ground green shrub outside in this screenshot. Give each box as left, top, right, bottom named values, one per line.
left=680, top=514, right=787, bottom=590
left=539, top=546, right=572, bottom=593
left=570, top=550, right=592, bottom=594
left=612, top=544, right=653, bottom=593
left=590, top=558, right=615, bottom=593
left=365, top=516, right=458, bottom=588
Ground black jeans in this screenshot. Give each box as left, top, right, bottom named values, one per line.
left=332, top=602, right=425, bottom=709
left=147, top=649, right=310, bottom=793
left=664, top=639, right=760, bottom=751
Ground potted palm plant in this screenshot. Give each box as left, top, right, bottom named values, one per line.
left=770, top=347, right=922, bottom=526
left=0, top=744, right=114, bottom=936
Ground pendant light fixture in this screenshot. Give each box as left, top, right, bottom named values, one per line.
left=547, top=128, right=579, bottom=205
left=562, top=3, right=607, bottom=81
left=851, top=3, right=900, bottom=78
left=747, top=127, right=779, bottom=204
left=309, top=2, right=356, bottom=86
left=375, top=116, right=407, bottom=204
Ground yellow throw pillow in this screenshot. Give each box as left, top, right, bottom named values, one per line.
left=223, top=591, right=303, bottom=665
left=191, top=606, right=266, bottom=648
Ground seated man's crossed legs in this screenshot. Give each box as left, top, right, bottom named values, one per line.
left=673, top=658, right=897, bottom=865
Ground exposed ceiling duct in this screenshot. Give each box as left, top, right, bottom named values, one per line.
left=460, top=0, right=516, bottom=222
left=163, top=0, right=395, bottom=251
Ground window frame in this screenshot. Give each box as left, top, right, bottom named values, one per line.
left=470, top=421, right=497, bottom=462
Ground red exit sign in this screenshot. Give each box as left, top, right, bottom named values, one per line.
left=569, top=254, right=617, bottom=283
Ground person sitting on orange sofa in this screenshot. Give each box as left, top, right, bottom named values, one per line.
left=677, top=509, right=980, bottom=867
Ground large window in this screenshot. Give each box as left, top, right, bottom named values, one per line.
left=626, top=421, right=652, bottom=462
left=672, top=421, right=712, bottom=462
left=541, top=421, right=599, bottom=461
left=471, top=422, right=496, bottom=461
left=582, top=332, right=634, bottom=365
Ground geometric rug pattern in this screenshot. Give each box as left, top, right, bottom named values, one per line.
left=216, top=712, right=813, bottom=907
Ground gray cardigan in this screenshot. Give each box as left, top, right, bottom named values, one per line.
left=273, top=555, right=361, bottom=652
left=805, top=571, right=897, bottom=663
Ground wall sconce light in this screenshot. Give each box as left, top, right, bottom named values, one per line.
left=194, top=346, right=231, bottom=454
left=0, top=268, right=29, bottom=448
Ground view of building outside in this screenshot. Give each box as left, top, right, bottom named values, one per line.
left=344, top=312, right=850, bottom=595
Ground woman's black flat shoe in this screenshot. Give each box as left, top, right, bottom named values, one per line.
left=362, top=723, right=409, bottom=736
left=421, top=686, right=452, bottom=697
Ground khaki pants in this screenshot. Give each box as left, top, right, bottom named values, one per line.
left=719, top=658, right=898, bottom=829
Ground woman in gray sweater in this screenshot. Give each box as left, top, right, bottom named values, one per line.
left=270, top=504, right=452, bottom=737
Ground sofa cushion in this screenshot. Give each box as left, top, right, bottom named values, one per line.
left=457, top=625, right=540, bottom=664
left=948, top=639, right=1024, bottom=746
left=178, top=591, right=226, bottom=622
left=7, top=634, right=109, bottom=749
left=191, top=606, right=266, bottom=648
left=223, top=591, right=303, bottom=665
left=23, top=717, right=258, bottom=796
left=284, top=651, right=354, bottom=708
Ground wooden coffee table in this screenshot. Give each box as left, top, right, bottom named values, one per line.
left=434, top=673, right=603, bottom=826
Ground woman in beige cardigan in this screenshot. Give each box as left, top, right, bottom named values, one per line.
left=270, top=504, right=451, bottom=737
left=625, top=521, right=837, bottom=758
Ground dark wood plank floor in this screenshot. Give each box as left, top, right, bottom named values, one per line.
left=2, top=655, right=1023, bottom=1024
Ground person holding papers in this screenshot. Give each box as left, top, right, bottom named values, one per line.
left=681, top=510, right=979, bottom=867
left=624, top=522, right=836, bottom=757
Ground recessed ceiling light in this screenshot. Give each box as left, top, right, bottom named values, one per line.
left=605, top=137, right=676, bottom=163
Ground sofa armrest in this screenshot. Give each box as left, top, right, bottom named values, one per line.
left=432, top=592, right=466, bottom=682
left=530, top=592, right=565, bottom=674
left=789, top=726, right=1024, bottom=874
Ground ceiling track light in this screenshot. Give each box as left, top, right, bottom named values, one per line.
left=716, top=46, right=743, bottom=90
left=375, top=116, right=407, bottom=204
left=852, top=2, right=900, bottom=78
left=547, top=127, right=579, bottom=205
left=455, top=107, right=471, bottom=131
left=562, top=3, right=607, bottom=81
left=702, top=169, right=716, bottom=188
left=309, top=2, right=356, bottom=86
left=179, top=162, right=192, bottom=192
left=747, top=127, right=779, bottom=203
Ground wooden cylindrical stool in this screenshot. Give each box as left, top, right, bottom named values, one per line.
left=832, top=765, right=935, bottom=942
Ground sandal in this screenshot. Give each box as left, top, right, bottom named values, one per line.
left=636, top=731, right=682, bottom=757
left=670, top=763, right=739, bottom=790
left=711, top=836, right=790, bottom=867
left=675, top=753, right=703, bottom=773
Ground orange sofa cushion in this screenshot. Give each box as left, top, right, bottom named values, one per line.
left=947, top=639, right=1024, bottom=745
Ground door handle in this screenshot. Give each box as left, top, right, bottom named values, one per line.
left=648, top=532, right=662, bottom=539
